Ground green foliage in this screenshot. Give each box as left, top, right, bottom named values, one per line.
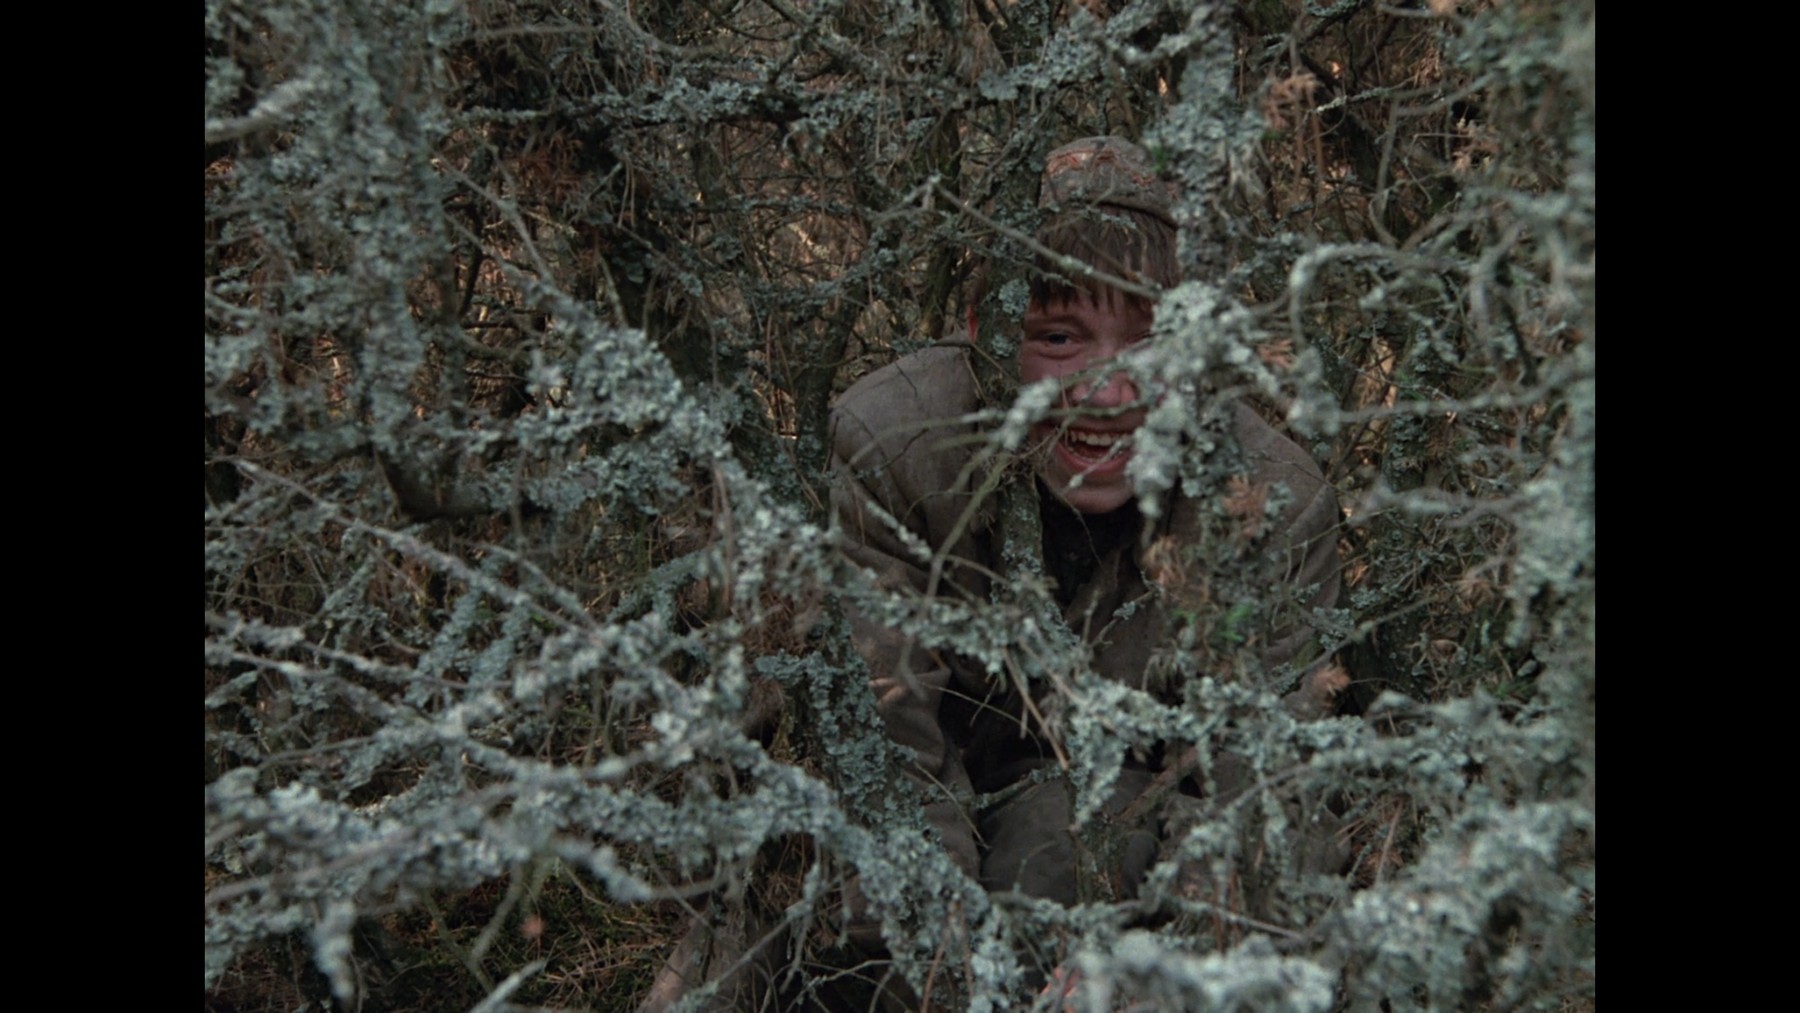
left=206, top=0, right=1593, bottom=1008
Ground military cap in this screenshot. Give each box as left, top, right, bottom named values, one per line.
left=1039, top=136, right=1176, bottom=227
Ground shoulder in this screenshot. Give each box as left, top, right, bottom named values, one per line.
left=835, top=345, right=981, bottom=426
left=831, top=344, right=994, bottom=552
left=1226, top=401, right=1340, bottom=549
left=831, top=344, right=984, bottom=468
left=1229, top=402, right=1330, bottom=500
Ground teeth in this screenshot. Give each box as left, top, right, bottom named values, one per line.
left=1064, top=430, right=1125, bottom=449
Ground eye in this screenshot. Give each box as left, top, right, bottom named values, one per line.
left=1025, top=330, right=1082, bottom=358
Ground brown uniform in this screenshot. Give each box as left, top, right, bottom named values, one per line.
left=831, top=344, right=1343, bottom=902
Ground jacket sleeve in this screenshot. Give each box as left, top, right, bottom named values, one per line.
left=1263, top=461, right=1343, bottom=670
left=1215, top=403, right=1345, bottom=702
left=1266, top=468, right=1345, bottom=719
left=827, top=357, right=986, bottom=880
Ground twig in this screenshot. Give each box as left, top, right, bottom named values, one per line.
left=421, top=893, right=497, bottom=993
left=928, top=182, right=1165, bottom=303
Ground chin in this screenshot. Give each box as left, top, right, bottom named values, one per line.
left=1048, top=475, right=1136, bottom=515
left=1036, top=437, right=1137, bottom=514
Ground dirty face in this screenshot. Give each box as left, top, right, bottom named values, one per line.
left=1018, top=292, right=1153, bottom=515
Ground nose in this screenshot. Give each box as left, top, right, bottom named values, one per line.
left=1070, top=367, right=1138, bottom=410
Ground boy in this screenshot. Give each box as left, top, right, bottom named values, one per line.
left=830, top=136, right=1344, bottom=909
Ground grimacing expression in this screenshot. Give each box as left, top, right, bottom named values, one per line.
left=1018, top=292, right=1153, bottom=515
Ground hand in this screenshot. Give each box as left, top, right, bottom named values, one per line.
left=1039, top=964, right=1083, bottom=1010
left=1282, top=661, right=1351, bottom=721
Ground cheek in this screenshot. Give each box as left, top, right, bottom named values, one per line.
left=1018, top=352, right=1079, bottom=387
left=1017, top=353, right=1048, bottom=386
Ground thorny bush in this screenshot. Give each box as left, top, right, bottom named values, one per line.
left=206, top=0, right=1593, bottom=1008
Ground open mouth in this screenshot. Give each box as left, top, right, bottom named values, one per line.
left=1057, top=428, right=1133, bottom=471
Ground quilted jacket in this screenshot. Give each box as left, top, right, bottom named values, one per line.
left=830, top=344, right=1342, bottom=880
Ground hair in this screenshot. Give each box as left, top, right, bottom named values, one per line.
left=967, top=204, right=1179, bottom=323
left=1028, top=204, right=1178, bottom=312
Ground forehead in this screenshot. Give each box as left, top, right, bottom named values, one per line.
left=1024, top=290, right=1155, bottom=329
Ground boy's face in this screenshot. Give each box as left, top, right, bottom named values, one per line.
left=1018, top=291, right=1153, bottom=515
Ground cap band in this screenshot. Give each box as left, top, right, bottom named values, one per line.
left=1040, top=136, right=1175, bottom=226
